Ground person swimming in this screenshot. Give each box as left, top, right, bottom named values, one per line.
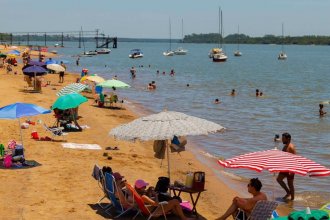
left=214, top=98, right=221, bottom=104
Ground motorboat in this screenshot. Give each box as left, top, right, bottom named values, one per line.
left=82, top=51, right=98, bottom=56
left=50, top=50, right=58, bottom=54
left=163, top=50, right=174, bottom=56
left=129, top=49, right=143, bottom=58
left=278, top=52, right=287, bottom=60
left=54, top=43, right=60, bottom=47
left=174, top=47, right=188, bottom=55
left=96, top=48, right=111, bottom=54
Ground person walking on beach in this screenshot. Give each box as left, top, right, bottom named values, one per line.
left=216, top=178, right=267, bottom=220
left=319, top=104, right=327, bottom=117
left=76, top=57, right=80, bottom=66
left=277, top=132, right=296, bottom=201
left=59, top=61, right=66, bottom=83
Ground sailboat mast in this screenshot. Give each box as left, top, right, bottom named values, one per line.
left=218, top=7, right=221, bottom=48
left=181, top=18, right=184, bottom=43
left=169, top=18, right=172, bottom=51
left=281, top=23, right=284, bottom=52
left=237, top=25, right=240, bottom=51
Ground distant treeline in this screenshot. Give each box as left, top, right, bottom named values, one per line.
left=183, top=33, right=330, bottom=45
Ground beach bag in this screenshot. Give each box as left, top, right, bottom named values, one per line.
left=3, top=155, right=12, bottom=168
left=31, top=131, right=39, bottom=140
left=170, top=136, right=187, bottom=153
left=153, top=140, right=166, bottom=159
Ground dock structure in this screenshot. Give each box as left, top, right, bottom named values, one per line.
left=0, top=29, right=117, bottom=48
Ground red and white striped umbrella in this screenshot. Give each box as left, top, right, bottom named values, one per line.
left=218, top=149, right=330, bottom=177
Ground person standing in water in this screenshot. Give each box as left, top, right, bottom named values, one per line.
left=277, top=133, right=296, bottom=201
left=319, top=104, right=327, bottom=117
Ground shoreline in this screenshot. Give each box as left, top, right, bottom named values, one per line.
left=0, top=45, right=292, bottom=219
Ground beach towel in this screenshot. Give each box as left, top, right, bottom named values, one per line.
left=62, top=143, right=101, bottom=150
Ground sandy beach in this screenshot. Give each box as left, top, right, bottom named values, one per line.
left=0, top=46, right=291, bottom=219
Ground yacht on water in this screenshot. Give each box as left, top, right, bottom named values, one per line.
left=278, top=23, right=287, bottom=60
left=163, top=18, right=175, bottom=56
left=234, top=25, right=242, bottom=57
left=174, top=19, right=188, bottom=55
left=96, top=48, right=111, bottom=54
left=129, top=49, right=144, bottom=58
left=209, top=7, right=227, bottom=62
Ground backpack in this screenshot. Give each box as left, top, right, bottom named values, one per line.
left=3, top=155, right=12, bottom=168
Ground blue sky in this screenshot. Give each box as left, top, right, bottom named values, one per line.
left=1, top=0, right=329, bottom=39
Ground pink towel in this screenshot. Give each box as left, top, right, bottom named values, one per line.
left=180, top=201, right=192, bottom=211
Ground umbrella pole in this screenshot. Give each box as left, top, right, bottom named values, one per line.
left=18, top=118, right=24, bottom=147
left=272, top=173, right=276, bottom=201
left=166, top=140, right=171, bottom=181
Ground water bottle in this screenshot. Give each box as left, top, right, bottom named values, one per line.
left=185, top=172, right=194, bottom=188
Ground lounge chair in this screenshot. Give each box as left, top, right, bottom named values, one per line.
left=42, top=123, right=68, bottom=141
left=235, top=200, right=278, bottom=220
left=125, top=182, right=168, bottom=220
left=104, top=173, right=133, bottom=218
left=91, top=164, right=111, bottom=209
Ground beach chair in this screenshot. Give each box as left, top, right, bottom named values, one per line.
left=125, top=182, right=168, bottom=220
left=235, top=200, right=278, bottom=220
left=92, top=165, right=111, bottom=209
left=104, top=173, right=133, bottom=218
left=42, top=123, right=68, bottom=141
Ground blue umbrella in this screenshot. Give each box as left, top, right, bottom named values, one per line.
left=0, top=102, right=51, bottom=145
left=45, top=59, right=57, bottom=65
left=7, top=50, right=20, bottom=55
left=26, top=60, right=46, bottom=67
left=22, top=65, right=47, bottom=77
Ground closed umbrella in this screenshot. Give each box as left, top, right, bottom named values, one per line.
left=47, top=64, right=65, bottom=73
left=52, top=93, right=88, bottom=110
left=0, top=102, right=51, bottom=146
left=97, top=79, right=130, bottom=89
left=56, top=83, right=88, bottom=96
left=110, top=110, right=225, bottom=179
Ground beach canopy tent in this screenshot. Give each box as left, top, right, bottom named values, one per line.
left=56, top=83, right=88, bottom=97
left=110, top=110, right=225, bottom=179
left=47, top=64, right=65, bottom=73
left=96, top=79, right=130, bottom=89
left=0, top=102, right=51, bottom=146
left=218, top=149, right=330, bottom=199
left=52, top=93, right=88, bottom=110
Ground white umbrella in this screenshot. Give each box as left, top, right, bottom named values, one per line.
left=47, top=64, right=65, bottom=73
left=109, top=110, right=225, bottom=179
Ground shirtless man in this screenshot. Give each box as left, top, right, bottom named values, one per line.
left=216, top=178, right=267, bottom=220
left=277, top=132, right=296, bottom=200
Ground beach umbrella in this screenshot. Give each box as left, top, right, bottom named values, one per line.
left=97, top=79, right=130, bottom=89
left=0, top=102, right=51, bottom=146
left=109, top=110, right=225, bottom=179
left=47, top=64, right=65, bottom=73
left=26, top=60, right=46, bottom=67
left=45, top=59, right=57, bottom=65
left=56, top=83, right=88, bottom=96
left=81, top=75, right=105, bottom=84
left=0, top=53, right=7, bottom=58
left=7, top=50, right=20, bottom=55
left=218, top=149, right=330, bottom=199
left=52, top=93, right=88, bottom=110
left=22, top=65, right=47, bottom=76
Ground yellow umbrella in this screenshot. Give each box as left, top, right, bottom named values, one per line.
left=81, top=75, right=105, bottom=84
left=7, top=54, right=16, bottom=58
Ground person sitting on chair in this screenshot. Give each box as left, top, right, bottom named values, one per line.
left=134, top=179, right=194, bottom=220
left=216, top=178, right=267, bottom=220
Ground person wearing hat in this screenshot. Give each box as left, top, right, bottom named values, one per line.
left=134, top=179, right=193, bottom=220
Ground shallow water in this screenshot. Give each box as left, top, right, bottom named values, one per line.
left=39, top=41, right=330, bottom=209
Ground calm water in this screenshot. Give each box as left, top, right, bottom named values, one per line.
left=42, top=41, right=330, bottom=209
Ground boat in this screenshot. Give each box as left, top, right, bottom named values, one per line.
left=96, top=48, right=111, bottom=54
left=174, top=19, right=188, bottom=55
left=234, top=25, right=242, bottom=57
left=278, top=23, right=287, bottom=60
left=163, top=18, right=175, bottom=56
left=129, top=49, right=144, bottom=58
left=54, top=43, right=60, bottom=47
left=79, top=27, right=96, bottom=57
left=209, top=7, right=228, bottom=62
left=50, top=50, right=58, bottom=54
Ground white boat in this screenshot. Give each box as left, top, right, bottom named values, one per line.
left=96, top=48, right=111, bottom=54
left=129, top=49, right=144, bottom=58
left=174, top=19, right=188, bottom=55
left=278, top=23, right=287, bottom=60
left=50, top=50, right=58, bottom=54
left=174, top=47, right=188, bottom=55
left=163, top=18, right=175, bottom=56
left=234, top=25, right=242, bottom=57
left=210, top=7, right=228, bottom=62
left=54, top=43, right=60, bottom=47
left=82, top=51, right=97, bottom=56
left=163, top=50, right=174, bottom=56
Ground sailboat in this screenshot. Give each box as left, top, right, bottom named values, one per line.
left=163, top=18, right=174, bottom=56
left=174, top=19, right=188, bottom=55
left=80, top=27, right=96, bottom=57
left=234, top=25, right=242, bottom=56
left=209, top=7, right=228, bottom=62
left=278, top=23, right=287, bottom=60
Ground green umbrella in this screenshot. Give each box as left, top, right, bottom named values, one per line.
left=288, top=209, right=328, bottom=220
left=52, top=93, right=88, bottom=110
left=0, top=53, right=7, bottom=58
left=97, top=79, right=130, bottom=89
